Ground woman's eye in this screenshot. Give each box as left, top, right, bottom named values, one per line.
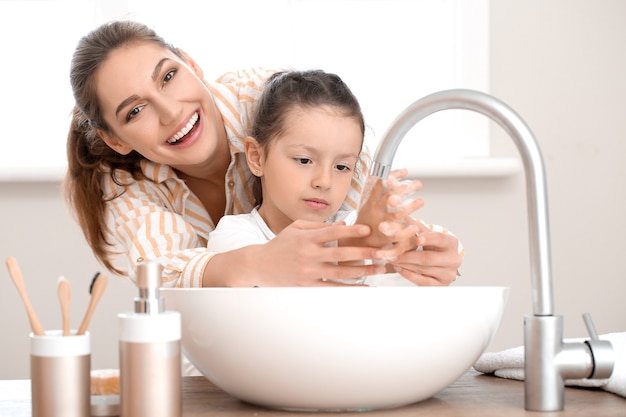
left=296, top=158, right=312, bottom=165
left=163, top=69, right=176, bottom=84
left=126, top=105, right=144, bottom=121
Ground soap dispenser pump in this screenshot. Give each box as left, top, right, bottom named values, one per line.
left=118, top=261, right=182, bottom=417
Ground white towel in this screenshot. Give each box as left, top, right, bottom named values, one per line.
left=473, top=332, right=626, bottom=398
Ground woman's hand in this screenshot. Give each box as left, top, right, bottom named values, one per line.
left=205, top=220, right=387, bottom=287
left=388, top=219, right=462, bottom=286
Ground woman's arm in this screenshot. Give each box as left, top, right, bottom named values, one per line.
left=105, top=172, right=459, bottom=288
left=103, top=166, right=218, bottom=288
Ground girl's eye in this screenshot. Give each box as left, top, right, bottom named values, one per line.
left=126, top=105, right=144, bottom=122
left=336, top=164, right=352, bottom=172
left=163, top=69, right=176, bottom=84
left=296, top=158, right=312, bottom=165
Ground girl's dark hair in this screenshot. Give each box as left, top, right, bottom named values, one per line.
left=64, top=20, right=184, bottom=274
left=250, top=69, right=365, bottom=205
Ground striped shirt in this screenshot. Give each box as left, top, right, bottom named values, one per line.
left=101, top=67, right=370, bottom=287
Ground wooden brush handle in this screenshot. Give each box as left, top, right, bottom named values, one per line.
left=77, top=274, right=108, bottom=335
left=57, top=277, right=72, bottom=336
left=6, top=257, right=45, bottom=336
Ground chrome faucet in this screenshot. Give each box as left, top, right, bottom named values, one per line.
left=371, top=89, right=614, bottom=411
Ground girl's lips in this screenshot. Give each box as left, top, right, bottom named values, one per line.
left=304, top=199, right=330, bottom=210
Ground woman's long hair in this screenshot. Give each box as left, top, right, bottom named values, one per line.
left=65, top=20, right=184, bottom=274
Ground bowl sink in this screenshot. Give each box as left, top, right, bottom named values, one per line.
left=162, top=282, right=508, bottom=411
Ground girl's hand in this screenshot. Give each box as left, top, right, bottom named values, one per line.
left=343, top=169, right=423, bottom=260
left=388, top=219, right=462, bottom=286
left=209, top=220, right=387, bottom=287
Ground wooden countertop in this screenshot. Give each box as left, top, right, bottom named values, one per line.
left=1, top=370, right=624, bottom=416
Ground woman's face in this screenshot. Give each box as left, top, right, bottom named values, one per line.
left=253, top=106, right=362, bottom=233
left=94, top=41, right=225, bottom=174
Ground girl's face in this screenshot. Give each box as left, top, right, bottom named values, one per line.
left=94, top=41, right=226, bottom=175
left=250, top=106, right=362, bottom=234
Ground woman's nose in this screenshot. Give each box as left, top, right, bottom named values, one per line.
left=154, top=94, right=182, bottom=126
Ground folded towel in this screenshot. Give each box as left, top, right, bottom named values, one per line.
left=473, top=332, right=626, bottom=398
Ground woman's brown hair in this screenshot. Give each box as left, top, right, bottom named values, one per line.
left=64, top=20, right=184, bottom=274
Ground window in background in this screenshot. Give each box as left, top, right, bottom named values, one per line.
left=0, top=0, right=488, bottom=180
left=0, top=0, right=98, bottom=178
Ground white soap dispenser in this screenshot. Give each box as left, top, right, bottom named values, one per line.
left=118, top=261, right=182, bottom=417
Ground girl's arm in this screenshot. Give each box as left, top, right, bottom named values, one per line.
left=202, top=220, right=387, bottom=287
left=389, top=219, right=463, bottom=286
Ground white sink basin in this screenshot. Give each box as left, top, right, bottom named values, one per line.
left=162, top=282, right=508, bottom=411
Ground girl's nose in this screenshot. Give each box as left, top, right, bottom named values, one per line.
left=312, top=167, right=332, bottom=189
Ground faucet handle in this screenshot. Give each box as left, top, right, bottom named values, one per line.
left=582, top=312, right=614, bottom=379
left=583, top=312, right=600, bottom=340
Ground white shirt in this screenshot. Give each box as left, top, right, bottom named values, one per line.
left=208, top=207, right=357, bottom=252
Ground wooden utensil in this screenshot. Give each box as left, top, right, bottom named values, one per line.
left=57, top=276, right=72, bottom=336
left=6, top=257, right=44, bottom=336
left=77, top=273, right=108, bottom=335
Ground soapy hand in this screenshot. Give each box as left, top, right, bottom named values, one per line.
left=388, top=218, right=462, bottom=286
left=342, top=168, right=423, bottom=261
left=337, top=168, right=463, bottom=286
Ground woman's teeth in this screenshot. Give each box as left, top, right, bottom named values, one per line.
left=168, top=112, right=199, bottom=144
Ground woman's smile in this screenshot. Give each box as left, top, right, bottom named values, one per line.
left=167, top=111, right=199, bottom=144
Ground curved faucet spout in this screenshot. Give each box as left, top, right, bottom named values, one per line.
left=372, top=89, right=614, bottom=411
left=371, top=89, right=553, bottom=316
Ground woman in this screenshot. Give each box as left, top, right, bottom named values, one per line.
left=65, top=20, right=462, bottom=288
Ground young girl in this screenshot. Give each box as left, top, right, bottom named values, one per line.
left=65, top=20, right=462, bottom=288
left=208, top=69, right=426, bottom=276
